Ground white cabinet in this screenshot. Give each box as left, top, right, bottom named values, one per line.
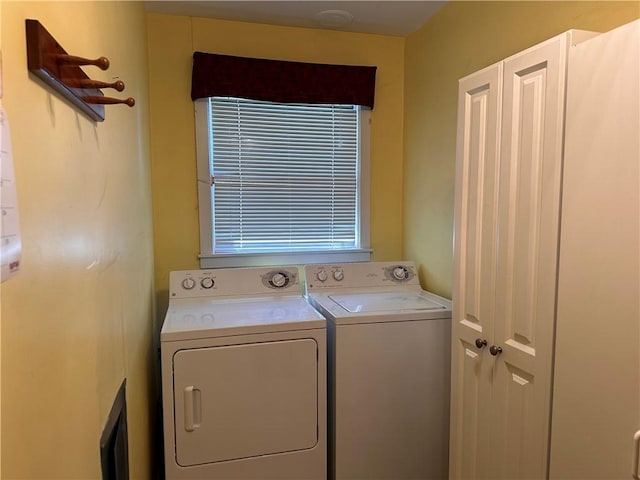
left=549, top=19, right=640, bottom=480
left=452, top=19, right=640, bottom=479
left=450, top=28, right=598, bottom=479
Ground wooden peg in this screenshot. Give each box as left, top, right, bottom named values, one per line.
left=82, top=96, right=135, bottom=107
left=57, top=54, right=109, bottom=70
left=66, top=79, right=125, bottom=91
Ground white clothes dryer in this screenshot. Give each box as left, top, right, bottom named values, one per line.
left=161, top=267, right=326, bottom=480
left=305, top=261, right=451, bottom=480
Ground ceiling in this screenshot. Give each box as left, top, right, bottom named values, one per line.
left=144, top=1, right=447, bottom=37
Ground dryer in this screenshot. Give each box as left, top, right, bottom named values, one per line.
left=305, top=261, right=451, bottom=480
left=161, top=266, right=326, bottom=480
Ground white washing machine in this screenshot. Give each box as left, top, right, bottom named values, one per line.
left=305, top=261, right=452, bottom=480
left=161, top=266, right=326, bottom=480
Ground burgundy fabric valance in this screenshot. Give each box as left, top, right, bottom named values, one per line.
left=191, top=52, right=377, bottom=109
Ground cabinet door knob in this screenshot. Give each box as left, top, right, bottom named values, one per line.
left=475, top=338, right=488, bottom=349
left=489, top=345, right=503, bottom=356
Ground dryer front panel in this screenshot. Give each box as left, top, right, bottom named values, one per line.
left=172, top=339, right=318, bottom=466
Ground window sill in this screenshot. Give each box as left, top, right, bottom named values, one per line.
left=199, top=249, right=372, bottom=269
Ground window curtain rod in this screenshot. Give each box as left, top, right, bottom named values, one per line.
left=191, top=51, right=377, bottom=109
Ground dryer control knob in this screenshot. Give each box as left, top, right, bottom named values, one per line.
left=271, top=272, right=287, bottom=288
left=316, top=270, right=328, bottom=282
left=393, top=267, right=408, bottom=281
left=181, top=277, right=196, bottom=290
left=200, top=277, right=214, bottom=289
left=333, top=269, right=344, bottom=281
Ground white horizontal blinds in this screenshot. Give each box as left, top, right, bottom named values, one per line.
left=210, top=97, right=359, bottom=253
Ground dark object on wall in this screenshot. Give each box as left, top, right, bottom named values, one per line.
left=25, top=19, right=135, bottom=122
left=100, top=379, right=129, bottom=480
left=191, top=51, right=377, bottom=108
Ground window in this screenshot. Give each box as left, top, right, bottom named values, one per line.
left=196, top=96, right=371, bottom=268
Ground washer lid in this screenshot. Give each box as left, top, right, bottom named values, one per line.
left=329, top=291, right=448, bottom=313
left=161, top=295, right=325, bottom=341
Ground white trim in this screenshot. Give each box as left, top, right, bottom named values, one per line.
left=195, top=98, right=214, bottom=255
left=200, top=249, right=372, bottom=269
left=358, top=107, right=371, bottom=249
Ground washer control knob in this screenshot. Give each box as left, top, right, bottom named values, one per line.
left=333, top=269, right=344, bottom=281
left=316, top=270, right=328, bottom=282
left=200, top=277, right=214, bottom=289
left=271, top=272, right=287, bottom=288
left=393, top=266, right=408, bottom=281
left=181, top=277, right=196, bottom=290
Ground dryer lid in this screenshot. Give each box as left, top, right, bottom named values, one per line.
left=328, top=291, right=448, bottom=313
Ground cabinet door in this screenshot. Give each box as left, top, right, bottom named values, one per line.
left=492, top=34, right=568, bottom=479
left=450, top=62, right=502, bottom=480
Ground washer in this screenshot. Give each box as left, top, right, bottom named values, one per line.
left=305, top=261, right=452, bottom=480
left=161, top=266, right=326, bottom=480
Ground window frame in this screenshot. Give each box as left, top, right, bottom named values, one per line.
left=194, top=97, right=371, bottom=268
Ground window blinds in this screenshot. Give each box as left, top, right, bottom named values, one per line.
left=210, top=97, right=359, bottom=254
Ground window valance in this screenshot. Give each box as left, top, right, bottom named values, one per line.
left=191, top=52, right=377, bottom=109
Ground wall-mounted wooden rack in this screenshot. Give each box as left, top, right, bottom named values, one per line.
left=25, top=19, right=135, bottom=122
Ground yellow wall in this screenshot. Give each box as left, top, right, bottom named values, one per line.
left=147, top=13, right=405, bottom=304
left=1, top=2, right=155, bottom=479
left=0, top=3, right=3, bottom=474
left=404, top=1, right=640, bottom=298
